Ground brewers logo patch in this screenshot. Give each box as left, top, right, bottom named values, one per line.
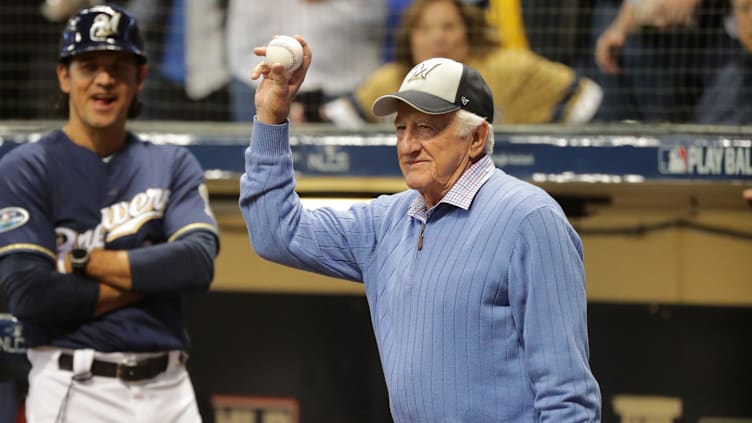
left=90, top=12, right=121, bottom=42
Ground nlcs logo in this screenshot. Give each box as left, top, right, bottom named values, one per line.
left=0, top=207, right=29, bottom=234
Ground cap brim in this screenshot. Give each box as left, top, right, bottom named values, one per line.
left=372, top=90, right=459, bottom=117
left=60, top=45, right=147, bottom=63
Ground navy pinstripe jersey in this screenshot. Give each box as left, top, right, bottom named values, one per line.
left=0, top=130, right=218, bottom=351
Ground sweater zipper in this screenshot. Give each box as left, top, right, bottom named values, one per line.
left=417, top=221, right=426, bottom=251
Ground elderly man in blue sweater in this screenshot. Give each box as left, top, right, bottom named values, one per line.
left=240, top=36, right=601, bottom=422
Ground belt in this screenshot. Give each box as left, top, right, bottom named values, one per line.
left=58, top=352, right=170, bottom=382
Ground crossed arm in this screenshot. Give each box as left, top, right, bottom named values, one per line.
left=0, top=230, right=217, bottom=324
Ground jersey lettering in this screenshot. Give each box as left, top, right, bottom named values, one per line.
left=55, top=188, right=170, bottom=251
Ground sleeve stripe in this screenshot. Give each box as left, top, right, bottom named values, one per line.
left=167, top=223, right=218, bottom=243
left=0, top=243, right=56, bottom=260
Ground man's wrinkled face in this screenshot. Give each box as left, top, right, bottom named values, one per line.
left=395, top=103, right=475, bottom=207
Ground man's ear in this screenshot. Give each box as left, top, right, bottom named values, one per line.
left=137, top=65, right=148, bottom=91
left=470, top=121, right=489, bottom=159
left=56, top=63, right=70, bottom=94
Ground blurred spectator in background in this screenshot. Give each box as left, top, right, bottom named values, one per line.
left=0, top=0, right=229, bottom=120
left=130, top=0, right=230, bottom=121
left=384, top=0, right=417, bottom=62
left=484, top=0, right=529, bottom=48
left=694, top=0, right=752, bottom=124
left=0, top=0, right=101, bottom=119
left=521, top=0, right=588, bottom=65
left=323, top=0, right=602, bottom=127
left=226, top=0, right=386, bottom=123
left=592, top=0, right=730, bottom=122
left=384, top=0, right=529, bottom=62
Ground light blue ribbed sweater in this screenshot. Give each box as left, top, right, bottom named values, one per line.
left=239, top=121, right=601, bottom=422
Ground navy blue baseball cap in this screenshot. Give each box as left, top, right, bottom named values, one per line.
left=372, top=57, right=494, bottom=123
left=59, top=4, right=146, bottom=63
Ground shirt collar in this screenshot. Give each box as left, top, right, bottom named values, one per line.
left=407, top=155, right=496, bottom=221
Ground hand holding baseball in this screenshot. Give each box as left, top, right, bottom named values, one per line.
left=265, top=35, right=304, bottom=71
left=251, top=35, right=311, bottom=125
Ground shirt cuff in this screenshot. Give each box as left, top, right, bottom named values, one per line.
left=251, top=116, right=291, bottom=156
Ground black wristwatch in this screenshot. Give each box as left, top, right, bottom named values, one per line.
left=69, top=248, right=89, bottom=275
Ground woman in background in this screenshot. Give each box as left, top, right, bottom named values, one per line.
left=323, top=0, right=602, bottom=126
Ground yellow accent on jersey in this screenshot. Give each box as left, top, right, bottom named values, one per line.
left=0, top=243, right=56, bottom=260
left=168, top=223, right=218, bottom=243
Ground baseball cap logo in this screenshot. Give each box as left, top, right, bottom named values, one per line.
left=90, top=12, right=121, bottom=42
left=461, top=96, right=469, bottom=105
left=407, top=62, right=441, bottom=82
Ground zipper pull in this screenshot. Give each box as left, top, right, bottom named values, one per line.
left=417, top=221, right=426, bottom=251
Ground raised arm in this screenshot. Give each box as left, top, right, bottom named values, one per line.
left=239, top=36, right=373, bottom=282
left=252, top=35, right=313, bottom=124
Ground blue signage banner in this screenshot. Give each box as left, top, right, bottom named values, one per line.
left=2, top=130, right=751, bottom=182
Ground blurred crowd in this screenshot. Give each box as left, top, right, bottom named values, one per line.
left=0, top=0, right=749, bottom=125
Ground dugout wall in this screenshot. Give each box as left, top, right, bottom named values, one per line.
left=1, top=121, right=751, bottom=422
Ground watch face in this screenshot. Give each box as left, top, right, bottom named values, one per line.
left=70, top=248, right=88, bottom=274
left=71, top=248, right=88, bottom=262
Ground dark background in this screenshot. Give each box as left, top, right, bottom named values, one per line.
left=2, top=290, right=752, bottom=422
left=184, top=292, right=752, bottom=423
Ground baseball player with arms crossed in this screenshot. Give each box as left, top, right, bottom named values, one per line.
left=0, top=4, right=219, bottom=422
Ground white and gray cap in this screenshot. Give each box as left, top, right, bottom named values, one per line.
left=372, top=57, right=494, bottom=123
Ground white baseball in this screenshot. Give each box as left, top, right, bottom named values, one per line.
left=265, top=35, right=304, bottom=71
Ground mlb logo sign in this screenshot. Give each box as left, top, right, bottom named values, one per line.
left=658, top=146, right=688, bottom=174
left=658, top=144, right=752, bottom=176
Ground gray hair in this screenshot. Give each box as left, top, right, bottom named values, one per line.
left=455, top=109, right=495, bottom=155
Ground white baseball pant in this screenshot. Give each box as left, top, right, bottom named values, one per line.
left=25, top=348, right=202, bottom=423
